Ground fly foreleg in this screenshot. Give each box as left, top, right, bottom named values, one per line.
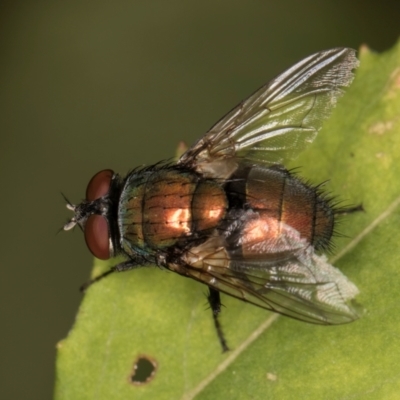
left=80, top=259, right=150, bottom=292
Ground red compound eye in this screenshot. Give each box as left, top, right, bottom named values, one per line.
left=86, top=169, right=114, bottom=201
left=84, top=214, right=110, bottom=260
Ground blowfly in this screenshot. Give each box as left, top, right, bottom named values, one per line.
left=64, top=48, right=361, bottom=351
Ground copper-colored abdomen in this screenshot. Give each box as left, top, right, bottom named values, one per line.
left=227, top=165, right=334, bottom=251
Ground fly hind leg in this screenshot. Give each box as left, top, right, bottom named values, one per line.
left=335, top=203, right=364, bottom=215
left=207, top=287, right=229, bottom=352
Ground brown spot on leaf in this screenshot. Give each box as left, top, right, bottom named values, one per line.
left=386, top=67, right=400, bottom=99
left=130, top=355, right=158, bottom=386
left=368, top=121, right=393, bottom=135
left=266, top=372, right=278, bottom=381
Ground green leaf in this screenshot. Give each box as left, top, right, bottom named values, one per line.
left=55, top=41, right=400, bottom=400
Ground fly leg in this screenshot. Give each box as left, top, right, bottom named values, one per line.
left=80, top=259, right=149, bottom=292
left=167, top=258, right=230, bottom=351
left=208, top=287, right=229, bottom=352
left=335, top=204, right=364, bottom=215
left=80, top=268, right=116, bottom=292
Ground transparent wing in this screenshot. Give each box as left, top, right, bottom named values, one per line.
left=182, top=222, right=360, bottom=324
left=179, top=48, right=358, bottom=178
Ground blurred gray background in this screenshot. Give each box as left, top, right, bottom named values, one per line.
left=0, top=1, right=399, bottom=398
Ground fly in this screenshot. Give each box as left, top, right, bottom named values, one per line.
left=64, top=48, right=361, bottom=351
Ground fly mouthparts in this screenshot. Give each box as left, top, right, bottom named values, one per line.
left=63, top=203, right=77, bottom=230
left=66, top=203, right=75, bottom=211
left=63, top=218, right=77, bottom=231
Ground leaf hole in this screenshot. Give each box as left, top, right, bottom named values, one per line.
left=130, top=355, right=157, bottom=385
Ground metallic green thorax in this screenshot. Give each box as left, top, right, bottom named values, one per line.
left=117, top=167, right=227, bottom=257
